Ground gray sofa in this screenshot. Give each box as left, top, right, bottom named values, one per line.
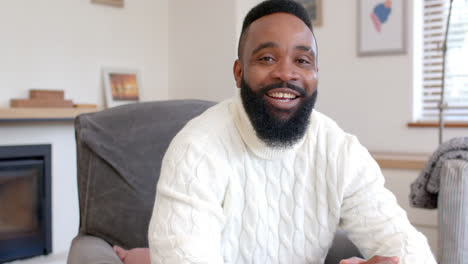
left=67, top=100, right=361, bottom=264
left=410, top=137, right=468, bottom=263
left=439, top=159, right=468, bottom=264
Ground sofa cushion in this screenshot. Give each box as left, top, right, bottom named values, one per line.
left=67, top=234, right=123, bottom=264
left=75, top=100, right=215, bottom=249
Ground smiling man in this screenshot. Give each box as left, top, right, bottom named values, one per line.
left=146, top=1, right=436, bottom=263
left=235, top=7, right=319, bottom=148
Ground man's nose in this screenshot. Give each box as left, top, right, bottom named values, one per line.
left=269, top=59, right=299, bottom=82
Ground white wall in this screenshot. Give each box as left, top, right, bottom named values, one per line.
left=168, top=0, right=237, bottom=102
left=313, top=0, right=468, bottom=153
left=0, top=0, right=168, bottom=261
left=235, top=0, right=262, bottom=42
left=0, top=0, right=169, bottom=107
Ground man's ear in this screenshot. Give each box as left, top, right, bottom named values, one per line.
left=233, top=59, right=242, bottom=88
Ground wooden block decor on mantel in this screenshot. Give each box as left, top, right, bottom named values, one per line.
left=10, top=89, right=74, bottom=108
left=10, top=99, right=74, bottom=108
left=29, top=90, right=64, bottom=100
left=4, top=89, right=102, bottom=122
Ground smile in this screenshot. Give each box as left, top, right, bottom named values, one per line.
left=264, top=88, right=301, bottom=110
left=266, top=91, right=298, bottom=100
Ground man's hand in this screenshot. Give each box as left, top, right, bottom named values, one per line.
left=339, top=255, right=399, bottom=264
left=113, top=246, right=151, bottom=264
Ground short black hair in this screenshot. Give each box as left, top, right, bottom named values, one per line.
left=238, top=0, right=314, bottom=58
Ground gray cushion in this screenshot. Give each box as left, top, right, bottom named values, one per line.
left=67, top=234, right=122, bottom=264
left=75, top=100, right=215, bottom=249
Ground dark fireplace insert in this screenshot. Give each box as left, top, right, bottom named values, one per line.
left=0, top=145, right=52, bottom=262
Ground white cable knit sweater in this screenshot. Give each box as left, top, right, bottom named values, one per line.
left=148, top=93, right=436, bottom=264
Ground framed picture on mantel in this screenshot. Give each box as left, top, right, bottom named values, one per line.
left=103, top=68, right=141, bottom=107
left=91, top=0, right=124, bottom=8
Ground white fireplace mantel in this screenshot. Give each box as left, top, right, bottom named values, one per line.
left=0, top=107, right=103, bottom=122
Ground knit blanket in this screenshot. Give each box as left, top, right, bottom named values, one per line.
left=410, top=137, right=468, bottom=209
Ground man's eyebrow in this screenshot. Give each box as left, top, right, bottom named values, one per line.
left=295, top=45, right=316, bottom=58
left=251, top=42, right=278, bottom=55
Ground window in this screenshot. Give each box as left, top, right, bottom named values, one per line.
left=419, top=0, right=468, bottom=122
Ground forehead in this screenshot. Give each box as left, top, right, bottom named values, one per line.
left=242, top=13, right=316, bottom=58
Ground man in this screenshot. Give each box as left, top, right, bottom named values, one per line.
left=127, top=1, right=436, bottom=263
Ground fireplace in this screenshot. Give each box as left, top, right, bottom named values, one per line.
left=0, top=145, right=52, bottom=262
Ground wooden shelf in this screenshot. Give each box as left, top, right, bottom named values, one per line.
left=371, top=152, right=430, bottom=170
left=0, top=107, right=104, bottom=122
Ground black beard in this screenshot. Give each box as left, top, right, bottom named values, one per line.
left=240, top=78, right=318, bottom=148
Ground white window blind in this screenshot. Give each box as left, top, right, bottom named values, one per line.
left=421, top=0, right=468, bottom=121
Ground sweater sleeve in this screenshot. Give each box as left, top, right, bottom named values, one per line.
left=148, top=140, right=228, bottom=264
left=338, top=136, right=436, bottom=264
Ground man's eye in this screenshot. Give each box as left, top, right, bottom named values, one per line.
left=297, top=58, right=310, bottom=64
left=259, top=56, right=274, bottom=62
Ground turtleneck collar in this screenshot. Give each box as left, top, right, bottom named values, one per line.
left=230, top=90, right=308, bottom=160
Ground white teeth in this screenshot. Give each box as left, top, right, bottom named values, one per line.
left=268, top=92, right=296, bottom=99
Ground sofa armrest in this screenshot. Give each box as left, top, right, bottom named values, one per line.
left=67, top=234, right=123, bottom=264
left=438, top=159, right=468, bottom=264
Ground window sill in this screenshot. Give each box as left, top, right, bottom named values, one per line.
left=407, top=122, right=468, bottom=128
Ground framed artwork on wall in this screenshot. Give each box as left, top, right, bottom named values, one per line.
left=91, top=0, right=124, bottom=8
left=295, top=0, right=322, bottom=27
left=103, top=68, right=141, bottom=107
left=358, top=0, right=406, bottom=56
